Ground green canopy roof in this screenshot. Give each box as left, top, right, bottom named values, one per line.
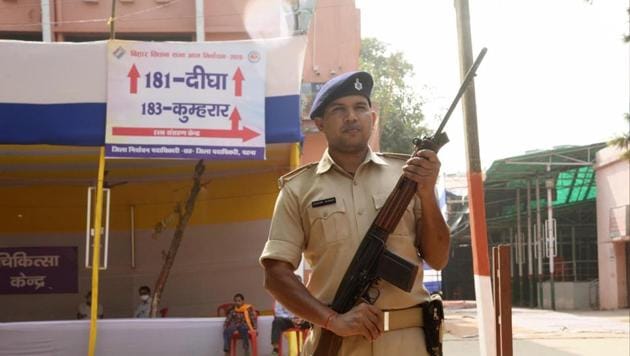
left=485, top=142, right=605, bottom=187
left=484, top=142, right=606, bottom=218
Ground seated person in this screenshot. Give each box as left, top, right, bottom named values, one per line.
left=270, top=275, right=311, bottom=355
left=271, top=300, right=311, bottom=356
left=77, top=290, right=103, bottom=319
left=134, top=285, right=152, bottom=318
left=222, top=293, right=257, bottom=356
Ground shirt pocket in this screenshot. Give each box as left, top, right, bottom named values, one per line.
left=306, top=200, right=351, bottom=253
left=372, top=192, right=416, bottom=238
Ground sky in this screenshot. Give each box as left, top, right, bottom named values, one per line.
left=356, top=0, right=629, bottom=174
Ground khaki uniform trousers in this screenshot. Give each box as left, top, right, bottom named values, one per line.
left=339, top=327, right=430, bottom=356
left=303, top=326, right=430, bottom=356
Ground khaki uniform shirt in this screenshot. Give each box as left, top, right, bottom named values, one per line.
left=260, top=148, right=430, bottom=356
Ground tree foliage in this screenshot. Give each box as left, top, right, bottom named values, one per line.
left=607, top=6, right=630, bottom=159
left=359, top=38, right=429, bottom=153
left=608, top=114, right=630, bottom=160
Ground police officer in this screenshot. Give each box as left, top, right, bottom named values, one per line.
left=260, top=71, right=450, bottom=355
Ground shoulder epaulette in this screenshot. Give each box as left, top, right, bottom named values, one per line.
left=278, top=162, right=318, bottom=189
left=376, top=152, right=410, bottom=160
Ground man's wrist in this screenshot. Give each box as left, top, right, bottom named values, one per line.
left=323, top=311, right=338, bottom=330
left=416, top=189, right=436, bottom=200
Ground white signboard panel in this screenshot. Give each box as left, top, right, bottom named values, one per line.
left=105, top=40, right=266, bottom=160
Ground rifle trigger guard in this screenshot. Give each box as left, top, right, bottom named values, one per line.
left=364, top=284, right=380, bottom=304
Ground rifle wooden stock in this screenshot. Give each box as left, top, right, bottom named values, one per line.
left=313, top=329, right=343, bottom=356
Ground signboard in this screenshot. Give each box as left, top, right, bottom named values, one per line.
left=0, top=247, right=78, bottom=294
left=105, top=40, right=266, bottom=160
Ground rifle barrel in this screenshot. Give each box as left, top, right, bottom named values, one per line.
left=435, top=47, right=487, bottom=136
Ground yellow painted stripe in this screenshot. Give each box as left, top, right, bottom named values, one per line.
left=0, top=170, right=281, bottom=234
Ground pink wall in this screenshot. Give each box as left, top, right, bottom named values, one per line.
left=0, top=0, right=361, bottom=80
left=53, top=1, right=260, bottom=35
left=0, top=1, right=42, bottom=33
left=595, top=146, right=630, bottom=309
left=302, top=0, right=361, bottom=83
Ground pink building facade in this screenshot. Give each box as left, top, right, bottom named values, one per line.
left=0, top=0, right=360, bottom=83
left=595, top=146, right=630, bottom=309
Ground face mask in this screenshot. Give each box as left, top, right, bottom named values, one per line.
left=140, top=294, right=150, bottom=301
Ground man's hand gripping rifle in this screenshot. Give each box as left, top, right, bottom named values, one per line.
left=313, top=48, right=487, bottom=356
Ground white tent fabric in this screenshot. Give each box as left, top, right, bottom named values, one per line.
left=0, top=37, right=306, bottom=146
left=0, top=316, right=276, bottom=356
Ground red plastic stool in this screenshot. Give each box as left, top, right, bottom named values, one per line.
left=230, top=329, right=258, bottom=356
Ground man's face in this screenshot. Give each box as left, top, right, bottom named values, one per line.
left=314, top=95, right=375, bottom=155
left=234, top=296, right=244, bottom=307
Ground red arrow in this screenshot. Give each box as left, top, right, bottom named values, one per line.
left=240, top=126, right=260, bottom=142
left=230, top=107, right=241, bottom=131
left=112, top=126, right=261, bottom=142
left=128, top=64, right=140, bottom=94
left=232, top=67, right=245, bottom=97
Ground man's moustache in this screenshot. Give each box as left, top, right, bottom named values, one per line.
left=342, top=125, right=361, bottom=132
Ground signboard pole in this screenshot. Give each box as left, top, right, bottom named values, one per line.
left=88, top=147, right=106, bottom=356
left=88, top=3, right=116, bottom=354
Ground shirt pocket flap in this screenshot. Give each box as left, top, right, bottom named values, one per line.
left=305, top=201, right=349, bottom=251
left=307, top=202, right=347, bottom=223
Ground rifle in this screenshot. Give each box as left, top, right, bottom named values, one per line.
left=313, top=47, right=487, bottom=356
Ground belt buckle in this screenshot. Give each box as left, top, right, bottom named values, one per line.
left=383, top=311, right=390, bottom=332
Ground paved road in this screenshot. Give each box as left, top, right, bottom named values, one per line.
left=444, top=337, right=629, bottom=356
left=442, top=304, right=629, bottom=356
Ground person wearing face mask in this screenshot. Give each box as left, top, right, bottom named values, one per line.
left=77, top=290, right=104, bottom=319
left=134, top=285, right=152, bottom=318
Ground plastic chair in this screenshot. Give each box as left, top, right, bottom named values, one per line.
left=159, top=307, right=168, bottom=317
left=272, top=301, right=309, bottom=356
left=277, top=327, right=309, bottom=356
left=221, top=304, right=258, bottom=356
left=229, top=328, right=258, bottom=356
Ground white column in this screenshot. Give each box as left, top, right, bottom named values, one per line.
left=195, top=0, right=205, bottom=42
left=41, top=0, right=52, bottom=42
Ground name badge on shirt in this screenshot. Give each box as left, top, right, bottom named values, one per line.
left=311, top=197, right=336, bottom=208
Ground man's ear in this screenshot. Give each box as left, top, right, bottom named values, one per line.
left=314, top=117, right=324, bottom=131
left=370, top=110, right=378, bottom=129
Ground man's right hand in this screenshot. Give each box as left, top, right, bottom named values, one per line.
left=328, top=303, right=383, bottom=341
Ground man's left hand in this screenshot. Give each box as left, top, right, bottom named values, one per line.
left=402, top=149, right=441, bottom=198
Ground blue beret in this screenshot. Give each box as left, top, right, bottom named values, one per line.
left=309, top=71, right=373, bottom=119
